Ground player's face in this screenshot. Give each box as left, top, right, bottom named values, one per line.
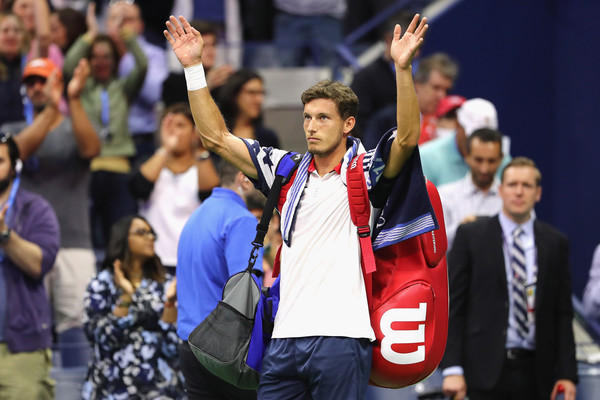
left=303, top=98, right=353, bottom=158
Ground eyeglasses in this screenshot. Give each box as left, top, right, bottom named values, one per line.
left=240, top=88, right=266, bottom=96
left=129, top=228, right=157, bottom=240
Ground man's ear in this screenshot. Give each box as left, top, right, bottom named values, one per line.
left=343, top=116, right=356, bottom=137
left=535, top=186, right=542, bottom=203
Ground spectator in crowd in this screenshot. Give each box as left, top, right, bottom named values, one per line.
left=163, top=19, right=234, bottom=107
left=358, top=51, right=457, bottom=149
left=0, top=12, right=28, bottom=125
left=414, top=52, right=458, bottom=143
left=441, top=157, right=577, bottom=400
left=582, top=244, right=600, bottom=318
left=8, top=0, right=62, bottom=64
left=64, top=2, right=147, bottom=247
left=350, top=11, right=414, bottom=138
left=176, top=161, right=261, bottom=400
left=438, top=128, right=503, bottom=249
left=434, top=94, right=465, bottom=139
left=420, top=97, right=510, bottom=186
left=165, top=13, right=431, bottom=398
left=106, top=0, right=168, bottom=161
left=0, top=132, right=60, bottom=400
left=129, top=102, right=219, bottom=272
left=273, top=0, right=346, bottom=69
left=49, top=7, right=87, bottom=58
left=218, top=69, right=280, bottom=148
left=2, top=57, right=100, bottom=358
left=82, top=214, right=184, bottom=400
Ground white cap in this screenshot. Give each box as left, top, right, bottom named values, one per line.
left=456, top=98, right=498, bottom=136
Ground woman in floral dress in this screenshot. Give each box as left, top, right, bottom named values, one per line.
left=82, top=215, right=185, bottom=399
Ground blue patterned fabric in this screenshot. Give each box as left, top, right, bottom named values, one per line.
left=82, top=270, right=185, bottom=400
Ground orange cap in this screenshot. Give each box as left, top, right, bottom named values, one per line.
left=22, top=58, right=62, bottom=81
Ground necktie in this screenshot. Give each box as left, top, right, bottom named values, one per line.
left=511, top=226, right=529, bottom=339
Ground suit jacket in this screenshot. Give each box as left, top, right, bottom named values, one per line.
left=440, top=215, right=578, bottom=398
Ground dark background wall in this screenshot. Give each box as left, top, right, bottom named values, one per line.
left=422, top=0, right=600, bottom=297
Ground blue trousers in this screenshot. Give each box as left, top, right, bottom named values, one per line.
left=258, top=336, right=372, bottom=400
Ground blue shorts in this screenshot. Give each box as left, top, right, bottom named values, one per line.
left=258, top=336, right=372, bottom=400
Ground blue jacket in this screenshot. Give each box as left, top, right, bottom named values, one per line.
left=2, top=189, right=59, bottom=352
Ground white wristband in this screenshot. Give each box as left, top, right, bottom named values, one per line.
left=184, top=63, right=207, bottom=91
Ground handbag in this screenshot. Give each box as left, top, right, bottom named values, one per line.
left=187, top=153, right=302, bottom=389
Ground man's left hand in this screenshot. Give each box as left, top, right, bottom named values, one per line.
left=390, top=14, right=428, bottom=70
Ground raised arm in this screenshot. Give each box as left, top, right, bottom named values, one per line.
left=164, top=16, right=257, bottom=179
left=32, top=0, right=51, bottom=58
left=13, top=71, right=62, bottom=160
left=67, top=59, right=101, bottom=159
left=383, top=14, right=428, bottom=179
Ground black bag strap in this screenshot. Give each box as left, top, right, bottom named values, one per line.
left=246, top=153, right=303, bottom=273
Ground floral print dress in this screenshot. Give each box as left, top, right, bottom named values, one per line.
left=82, top=269, right=186, bottom=400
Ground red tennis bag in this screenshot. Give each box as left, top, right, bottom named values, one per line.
left=347, top=153, right=449, bottom=389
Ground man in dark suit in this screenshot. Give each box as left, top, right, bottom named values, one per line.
left=441, top=157, right=578, bottom=400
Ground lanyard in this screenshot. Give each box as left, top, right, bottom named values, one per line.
left=4, top=160, right=21, bottom=225
left=100, top=89, right=111, bottom=141
left=0, top=163, right=21, bottom=263
left=21, top=55, right=34, bottom=124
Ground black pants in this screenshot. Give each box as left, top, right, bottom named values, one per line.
left=178, top=341, right=257, bottom=400
left=468, top=355, right=544, bottom=400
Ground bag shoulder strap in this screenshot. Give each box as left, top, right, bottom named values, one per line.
left=270, top=152, right=303, bottom=278
left=347, top=153, right=376, bottom=274
left=346, top=153, right=375, bottom=306
left=252, top=152, right=303, bottom=249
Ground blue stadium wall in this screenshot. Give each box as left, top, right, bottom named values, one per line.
left=421, top=0, right=600, bottom=297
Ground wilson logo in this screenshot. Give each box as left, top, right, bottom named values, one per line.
left=380, top=303, right=427, bottom=365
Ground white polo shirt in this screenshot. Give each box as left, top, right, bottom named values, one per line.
left=272, top=161, right=375, bottom=341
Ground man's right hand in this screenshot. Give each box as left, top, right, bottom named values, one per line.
left=442, top=375, right=467, bottom=400
left=164, top=16, right=204, bottom=68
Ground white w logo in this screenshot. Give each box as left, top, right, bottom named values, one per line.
left=380, top=303, right=427, bottom=365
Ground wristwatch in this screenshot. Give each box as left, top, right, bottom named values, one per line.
left=0, top=228, right=11, bottom=244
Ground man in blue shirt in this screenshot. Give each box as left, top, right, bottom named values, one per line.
left=177, top=160, right=262, bottom=400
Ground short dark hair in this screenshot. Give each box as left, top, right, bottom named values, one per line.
left=0, top=132, right=20, bottom=172
left=501, top=157, right=542, bottom=186
left=414, top=53, right=459, bottom=84
left=301, top=80, right=359, bottom=121
left=190, top=19, right=219, bottom=38
left=379, top=9, right=415, bottom=39
left=466, top=128, right=503, bottom=155
left=161, top=102, right=193, bottom=125
left=101, top=215, right=166, bottom=282
left=218, top=160, right=242, bottom=186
